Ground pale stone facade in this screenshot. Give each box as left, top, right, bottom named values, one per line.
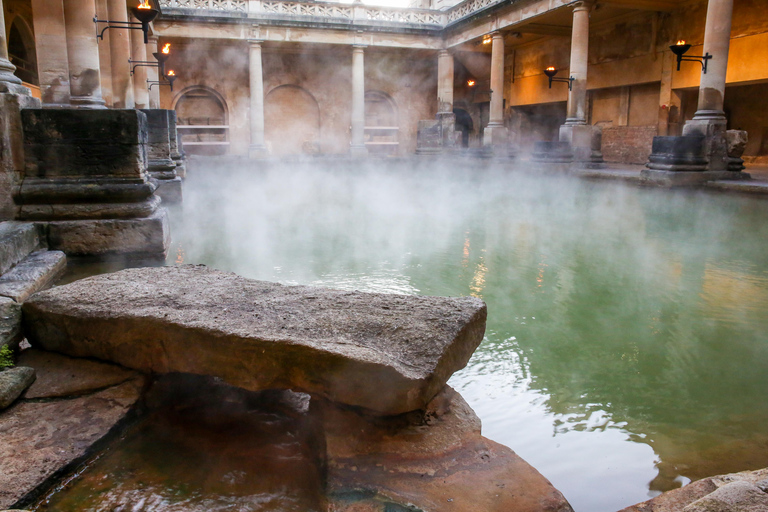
left=2, top=0, right=768, bottom=161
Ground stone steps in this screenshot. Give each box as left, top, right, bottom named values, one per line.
left=0, top=250, right=67, bottom=303
left=0, top=221, right=67, bottom=350
left=0, top=222, right=40, bottom=276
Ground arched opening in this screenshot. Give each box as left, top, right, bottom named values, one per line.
left=453, top=108, right=473, bottom=148
left=264, top=85, right=320, bottom=156
left=364, top=91, right=398, bottom=156
left=7, top=16, right=37, bottom=86
left=173, top=86, right=229, bottom=156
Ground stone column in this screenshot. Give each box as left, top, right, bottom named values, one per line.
left=437, top=50, right=453, bottom=114
left=107, top=0, right=134, bottom=108
left=131, top=27, right=149, bottom=109
left=565, top=1, right=590, bottom=126
left=558, top=0, right=602, bottom=165
left=350, top=44, right=367, bottom=156
left=681, top=0, right=734, bottom=171
left=147, top=36, right=160, bottom=109
left=0, top=0, right=25, bottom=91
left=248, top=40, right=267, bottom=158
left=482, top=31, right=507, bottom=148
left=30, top=0, right=70, bottom=105
left=62, top=0, right=106, bottom=108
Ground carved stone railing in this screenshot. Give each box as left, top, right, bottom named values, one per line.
left=157, top=0, right=509, bottom=27
left=160, top=0, right=248, bottom=12
left=262, top=0, right=354, bottom=19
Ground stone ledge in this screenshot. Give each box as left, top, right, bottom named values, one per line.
left=0, top=223, right=40, bottom=276
left=0, top=250, right=66, bottom=303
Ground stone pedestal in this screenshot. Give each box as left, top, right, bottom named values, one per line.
left=13, top=109, right=169, bottom=256
left=559, top=124, right=603, bottom=167
left=0, top=85, right=39, bottom=221
left=140, top=109, right=182, bottom=204
left=416, top=113, right=456, bottom=155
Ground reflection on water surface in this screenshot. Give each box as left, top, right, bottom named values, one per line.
left=56, top=160, right=768, bottom=512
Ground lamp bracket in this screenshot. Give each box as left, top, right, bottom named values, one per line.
left=548, top=76, right=575, bottom=91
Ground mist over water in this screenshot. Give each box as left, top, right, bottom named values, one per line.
left=63, top=158, right=768, bottom=512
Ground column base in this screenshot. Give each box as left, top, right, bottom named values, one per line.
left=39, top=208, right=170, bottom=257
left=153, top=177, right=183, bottom=205
left=682, top=114, right=728, bottom=171
left=350, top=144, right=368, bottom=157
left=559, top=124, right=604, bottom=166
left=249, top=144, right=269, bottom=159
left=641, top=169, right=749, bottom=187
left=482, top=123, right=508, bottom=148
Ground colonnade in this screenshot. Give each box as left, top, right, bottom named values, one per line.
left=6, top=0, right=158, bottom=109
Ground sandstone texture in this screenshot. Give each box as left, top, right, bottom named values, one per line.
left=0, top=367, right=35, bottom=410
left=621, top=468, right=768, bottom=512
left=0, top=376, right=145, bottom=508
left=323, top=386, right=574, bottom=512
left=22, top=265, right=487, bottom=415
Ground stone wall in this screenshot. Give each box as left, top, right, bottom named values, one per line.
left=601, top=125, right=658, bottom=164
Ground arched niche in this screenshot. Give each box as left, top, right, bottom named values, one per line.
left=364, top=91, right=398, bottom=155
left=7, top=15, right=37, bottom=86
left=264, top=85, right=321, bottom=156
left=172, top=86, right=229, bottom=156
left=453, top=107, right=474, bottom=148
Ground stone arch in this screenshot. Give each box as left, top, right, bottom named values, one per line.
left=265, top=84, right=321, bottom=156
left=172, top=86, right=229, bottom=155
left=364, top=90, right=398, bottom=155
left=453, top=107, right=473, bottom=148
left=364, top=90, right=398, bottom=127
left=7, top=14, right=37, bottom=85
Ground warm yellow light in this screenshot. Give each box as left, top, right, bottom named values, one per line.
left=676, top=40, right=686, bottom=45
left=482, top=37, right=492, bottom=45
left=138, top=0, right=151, bottom=9
left=167, top=70, right=175, bottom=76
left=546, top=66, right=556, bottom=72
left=467, top=79, right=475, bottom=87
left=162, top=43, right=171, bottom=54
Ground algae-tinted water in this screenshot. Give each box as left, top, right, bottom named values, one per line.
left=37, top=377, right=325, bottom=512
left=54, top=161, right=768, bottom=512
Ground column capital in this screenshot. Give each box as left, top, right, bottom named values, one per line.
left=148, top=35, right=159, bottom=44
left=352, top=44, right=367, bottom=51
left=248, top=39, right=263, bottom=47
left=571, top=0, right=595, bottom=12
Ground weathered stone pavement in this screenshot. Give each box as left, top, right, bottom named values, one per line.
left=0, top=350, right=145, bottom=509
left=23, top=265, right=487, bottom=415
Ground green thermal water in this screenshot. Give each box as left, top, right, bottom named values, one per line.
left=44, top=161, right=768, bottom=512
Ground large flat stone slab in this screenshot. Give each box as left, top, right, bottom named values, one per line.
left=0, top=377, right=145, bottom=509
left=22, top=265, right=487, bottom=415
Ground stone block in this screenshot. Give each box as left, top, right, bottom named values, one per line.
left=0, top=222, right=40, bottom=276
left=683, top=481, right=768, bottom=512
left=139, top=109, right=177, bottom=175
left=153, top=177, right=183, bottom=204
left=0, top=366, right=36, bottom=410
left=0, top=91, right=40, bottom=221
left=41, top=208, right=170, bottom=256
left=16, top=196, right=161, bottom=221
left=646, top=135, right=708, bottom=172
left=416, top=119, right=442, bottom=154
left=727, top=130, right=748, bottom=172
left=532, top=141, right=573, bottom=163
left=0, top=250, right=66, bottom=303
left=20, top=109, right=148, bottom=180
left=0, top=297, right=21, bottom=350
left=23, top=265, right=487, bottom=415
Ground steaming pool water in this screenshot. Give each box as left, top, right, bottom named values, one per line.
left=44, top=159, right=768, bottom=512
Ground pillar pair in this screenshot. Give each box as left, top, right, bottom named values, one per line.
left=248, top=42, right=368, bottom=157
